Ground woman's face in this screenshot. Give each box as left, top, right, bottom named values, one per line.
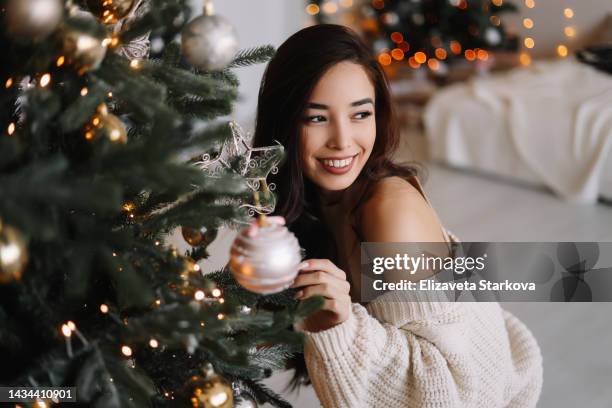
left=299, top=61, right=376, bottom=194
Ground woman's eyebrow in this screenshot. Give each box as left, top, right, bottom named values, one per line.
left=306, top=98, right=374, bottom=110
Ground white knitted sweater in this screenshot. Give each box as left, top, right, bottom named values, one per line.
left=298, top=292, right=543, bottom=408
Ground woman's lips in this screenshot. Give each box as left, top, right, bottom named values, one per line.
left=317, top=154, right=358, bottom=175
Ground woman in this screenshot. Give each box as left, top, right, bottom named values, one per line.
left=253, top=24, right=543, bottom=407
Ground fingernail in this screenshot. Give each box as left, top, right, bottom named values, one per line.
left=298, top=261, right=309, bottom=270
left=294, top=290, right=303, bottom=299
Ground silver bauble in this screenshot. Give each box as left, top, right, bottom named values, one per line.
left=181, top=13, right=239, bottom=71
left=229, top=221, right=301, bottom=295
left=5, top=0, right=63, bottom=41
left=485, top=27, right=502, bottom=46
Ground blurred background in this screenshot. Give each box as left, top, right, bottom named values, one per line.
left=178, top=1, right=612, bottom=406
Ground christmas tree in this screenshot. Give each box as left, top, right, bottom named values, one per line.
left=308, top=0, right=519, bottom=68
left=0, top=0, right=320, bottom=406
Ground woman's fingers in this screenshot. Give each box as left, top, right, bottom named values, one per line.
left=296, top=283, right=336, bottom=299
left=298, top=259, right=346, bottom=280
left=290, top=271, right=350, bottom=293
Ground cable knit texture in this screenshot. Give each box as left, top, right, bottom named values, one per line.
left=298, top=292, right=543, bottom=408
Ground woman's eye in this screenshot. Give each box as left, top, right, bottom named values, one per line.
left=354, top=111, right=373, bottom=119
left=306, top=115, right=326, bottom=123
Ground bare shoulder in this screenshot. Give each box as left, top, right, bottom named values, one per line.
left=357, top=176, right=446, bottom=243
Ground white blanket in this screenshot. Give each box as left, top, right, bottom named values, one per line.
left=426, top=58, right=612, bottom=204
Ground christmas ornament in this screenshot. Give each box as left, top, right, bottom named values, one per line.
left=0, top=219, right=28, bottom=284
left=181, top=226, right=218, bottom=247
left=62, top=17, right=108, bottom=73
left=4, top=0, right=63, bottom=41
left=181, top=0, right=239, bottom=71
left=84, top=104, right=128, bottom=144
left=229, top=216, right=301, bottom=294
left=485, top=27, right=502, bottom=46
left=182, top=364, right=233, bottom=408
left=86, top=0, right=135, bottom=24
left=196, top=121, right=283, bottom=217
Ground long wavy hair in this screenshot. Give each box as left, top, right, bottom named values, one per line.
left=252, top=24, right=423, bottom=388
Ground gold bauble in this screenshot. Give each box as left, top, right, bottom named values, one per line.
left=0, top=220, right=28, bottom=284
left=84, top=104, right=128, bottom=144
left=85, top=0, right=135, bottom=25
left=181, top=226, right=218, bottom=247
left=183, top=371, right=233, bottom=408
left=62, top=21, right=108, bottom=74
left=5, top=0, right=63, bottom=41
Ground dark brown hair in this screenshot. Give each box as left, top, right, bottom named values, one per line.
left=253, top=24, right=421, bottom=257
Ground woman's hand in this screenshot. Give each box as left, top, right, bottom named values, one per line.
left=290, top=259, right=352, bottom=332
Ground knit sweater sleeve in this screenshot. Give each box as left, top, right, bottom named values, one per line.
left=296, top=292, right=543, bottom=408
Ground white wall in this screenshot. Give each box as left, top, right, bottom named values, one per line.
left=189, top=0, right=307, bottom=129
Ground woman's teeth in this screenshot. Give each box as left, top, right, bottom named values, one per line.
left=321, top=157, right=354, bottom=168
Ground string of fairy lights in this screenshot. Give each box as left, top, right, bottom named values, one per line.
left=303, top=0, right=580, bottom=71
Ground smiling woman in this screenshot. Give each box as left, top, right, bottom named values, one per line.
left=253, top=24, right=543, bottom=408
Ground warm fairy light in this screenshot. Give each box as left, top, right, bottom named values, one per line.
left=427, top=58, right=440, bottom=70
left=414, top=52, right=427, bottom=64
left=80, top=87, right=88, bottom=96
left=100, top=304, right=109, bottom=313
left=61, top=324, right=72, bottom=337
left=322, top=2, right=338, bottom=14
left=92, top=117, right=101, bottom=126
left=212, top=288, right=222, bottom=297
left=5, top=78, right=13, bottom=88
left=36, top=401, right=47, bottom=408
left=435, top=48, right=447, bottom=60
left=390, top=32, right=403, bottom=43
left=520, top=52, right=532, bottom=66
left=372, top=0, right=385, bottom=10
left=40, top=73, right=51, bottom=87
left=490, top=15, right=501, bottom=26
left=108, top=91, right=113, bottom=98
left=523, top=18, right=534, bottom=29
left=122, top=202, right=135, bottom=212
left=130, top=60, right=140, bottom=69
left=524, top=37, right=535, bottom=49
left=8, top=123, right=16, bottom=135
left=218, top=298, right=225, bottom=304
left=85, top=131, right=94, bottom=141
left=408, top=57, right=420, bottom=69
left=155, top=240, right=160, bottom=246
left=193, top=264, right=201, bottom=273
left=67, top=321, right=76, bottom=331
left=464, top=49, right=476, bottom=61
left=340, top=0, right=353, bottom=7
left=564, top=8, right=574, bottom=19
left=149, top=339, right=159, bottom=348
left=492, top=0, right=503, bottom=6
left=398, top=41, right=410, bottom=52
left=56, top=56, right=65, bottom=67
left=557, top=44, right=569, bottom=57
left=110, top=37, right=120, bottom=47
left=194, top=290, right=205, bottom=301
left=200, top=321, right=205, bottom=327
left=217, top=313, right=224, bottom=320
left=477, top=49, right=489, bottom=60
left=564, top=26, right=576, bottom=38
left=378, top=53, right=392, bottom=66
left=112, top=252, right=117, bottom=257
left=121, top=345, right=133, bottom=356
left=450, top=41, right=462, bottom=55
left=391, top=48, right=404, bottom=61
left=102, top=38, right=111, bottom=47
left=524, top=0, right=535, bottom=8
left=305, top=4, right=319, bottom=15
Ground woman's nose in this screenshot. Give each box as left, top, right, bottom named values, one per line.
left=326, top=118, right=352, bottom=150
